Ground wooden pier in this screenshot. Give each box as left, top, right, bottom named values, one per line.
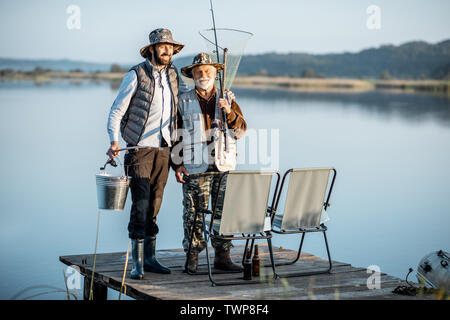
left=59, top=245, right=431, bottom=300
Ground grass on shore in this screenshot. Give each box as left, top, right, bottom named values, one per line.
left=1, top=70, right=449, bottom=94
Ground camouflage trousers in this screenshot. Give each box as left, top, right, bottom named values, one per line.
left=182, top=170, right=232, bottom=253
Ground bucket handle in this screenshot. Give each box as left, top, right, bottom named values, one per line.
left=100, top=157, right=129, bottom=182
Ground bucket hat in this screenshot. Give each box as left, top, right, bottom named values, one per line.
left=140, top=28, right=184, bottom=58
left=181, top=53, right=224, bottom=78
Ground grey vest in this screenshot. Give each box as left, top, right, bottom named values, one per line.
left=177, top=89, right=237, bottom=174
left=120, top=59, right=180, bottom=146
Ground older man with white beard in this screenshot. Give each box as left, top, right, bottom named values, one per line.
left=171, top=53, right=247, bottom=273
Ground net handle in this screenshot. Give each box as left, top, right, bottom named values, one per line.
left=198, top=28, right=254, bottom=51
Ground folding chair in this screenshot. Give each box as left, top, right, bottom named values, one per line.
left=185, top=170, right=280, bottom=286
left=268, top=168, right=337, bottom=277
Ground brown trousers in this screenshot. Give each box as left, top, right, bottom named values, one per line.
left=124, top=147, right=170, bottom=239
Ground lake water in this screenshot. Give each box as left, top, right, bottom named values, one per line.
left=0, top=80, right=449, bottom=300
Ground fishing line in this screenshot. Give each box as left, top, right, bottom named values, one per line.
left=88, top=210, right=101, bottom=300
left=119, top=241, right=131, bottom=300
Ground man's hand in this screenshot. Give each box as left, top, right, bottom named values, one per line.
left=225, top=89, right=235, bottom=102
left=175, top=165, right=189, bottom=184
left=107, top=141, right=120, bottom=159
left=218, top=98, right=231, bottom=114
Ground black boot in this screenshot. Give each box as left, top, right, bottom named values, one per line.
left=130, top=239, right=144, bottom=280
left=144, top=236, right=171, bottom=274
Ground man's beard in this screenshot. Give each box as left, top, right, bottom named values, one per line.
left=195, top=77, right=215, bottom=90
left=153, top=51, right=172, bottom=66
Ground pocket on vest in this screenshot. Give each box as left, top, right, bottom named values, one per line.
left=182, top=114, right=194, bottom=131
left=183, top=143, right=204, bottom=166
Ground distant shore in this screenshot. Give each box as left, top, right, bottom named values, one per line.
left=233, top=76, right=449, bottom=94
left=1, top=70, right=448, bottom=95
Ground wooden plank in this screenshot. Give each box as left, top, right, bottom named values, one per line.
left=62, top=250, right=349, bottom=288
left=100, top=268, right=403, bottom=300
left=59, top=245, right=316, bottom=268
left=67, top=252, right=342, bottom=275
left=99, top=262, right=354, bottom=293
left=59, top=245, right=429, bottom=300
left=79, top=263, right=370, bottom=300
left=59, top=245, right=330, bottom=275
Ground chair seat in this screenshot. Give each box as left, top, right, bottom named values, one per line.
left=272, top=213, right=329, bottom=232
left=206, top=216, right=272, bottom=235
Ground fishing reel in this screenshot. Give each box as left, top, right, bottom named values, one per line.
left=100, top=158, right=118, bottom=171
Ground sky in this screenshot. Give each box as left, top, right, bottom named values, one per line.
left=0, top=0, right=449, bottom=64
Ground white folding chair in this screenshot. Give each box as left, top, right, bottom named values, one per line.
left=268, top=167, right=337, bottom=277
left=185, top=170, right=280, bottom=286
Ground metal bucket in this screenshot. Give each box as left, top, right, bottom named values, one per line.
left=95, top=173, right=131, bottom=211
left=416, top=250, right=450, bottom=290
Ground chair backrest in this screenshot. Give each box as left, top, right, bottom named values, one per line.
left=278, top=168, right=334, bottom=230
left=218, top=171, right=276, bottom=235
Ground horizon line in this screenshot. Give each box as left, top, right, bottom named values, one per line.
left=0, top=37, right=448, bottom=66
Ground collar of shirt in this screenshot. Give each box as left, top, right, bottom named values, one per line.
left=195, top=85, right=217, bottom=103
left=146, top=58, right=168, bottom=78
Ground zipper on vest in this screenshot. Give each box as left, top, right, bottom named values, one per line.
left=137, top=74, right=156, bottom=144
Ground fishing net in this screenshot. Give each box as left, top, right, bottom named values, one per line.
left=199, top=28, right=253, bottom=92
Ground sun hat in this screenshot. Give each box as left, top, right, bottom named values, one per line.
left=140, top=28, right=184, bottom=58
left=180, top=52, right=224, bottom=78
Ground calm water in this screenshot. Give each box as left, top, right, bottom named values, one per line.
left=0, top=80, right=449, bottom=299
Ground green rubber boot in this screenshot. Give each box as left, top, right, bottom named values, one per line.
left=144, top=236, right=171, bottom=274
left=130, top=239, right=144, bottom=280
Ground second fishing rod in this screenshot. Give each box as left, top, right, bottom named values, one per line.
left=210, top=0, right=229, bottom=151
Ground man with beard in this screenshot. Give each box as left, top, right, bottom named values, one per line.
left=106, top=28, right=188, bottom=280
left=172, top=53, right=247, bottom=273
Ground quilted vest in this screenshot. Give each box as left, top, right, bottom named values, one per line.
left=120, top=59, right=180, bottom=146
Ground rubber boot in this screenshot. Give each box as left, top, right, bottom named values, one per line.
left=130, top=239, right=144, bottom=280
left=144, top=236, right=171, bottom=274
left=186, top=251, right=199, bottom=273
left=214, top=248, right=244, bottom=271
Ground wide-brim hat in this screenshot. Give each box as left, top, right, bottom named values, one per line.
left=181, top=53, right=224, bottom=78
left=140, top=28, right=184, bottom=58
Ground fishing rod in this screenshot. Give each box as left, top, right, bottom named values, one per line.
left=209, top=0, right=228, bottom=151
left=209, top=0, right=223, bottom=95
left=222, top=47, right=228, bottom=99
left=102, top=146, right=170, bottom=170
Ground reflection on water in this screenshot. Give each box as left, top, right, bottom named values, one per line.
left=0, top=81, right=449, bottom=299
left=235, top=87, right=450, bottom=127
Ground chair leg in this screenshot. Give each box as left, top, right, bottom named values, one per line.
left=242, top=237, right=255, bottom=265
left=242, top=238, right=250, bottom=266
left=323, top=230, right=333, bottom=273
left=204, top=236, right=216, bottom=287
left=277, top=231, right=333, bottom=278
left=266, top=237, right=279, bottom=279
left=273, top=232, right=306, bottom=267
left=201, top=213, right=217, bottom=287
